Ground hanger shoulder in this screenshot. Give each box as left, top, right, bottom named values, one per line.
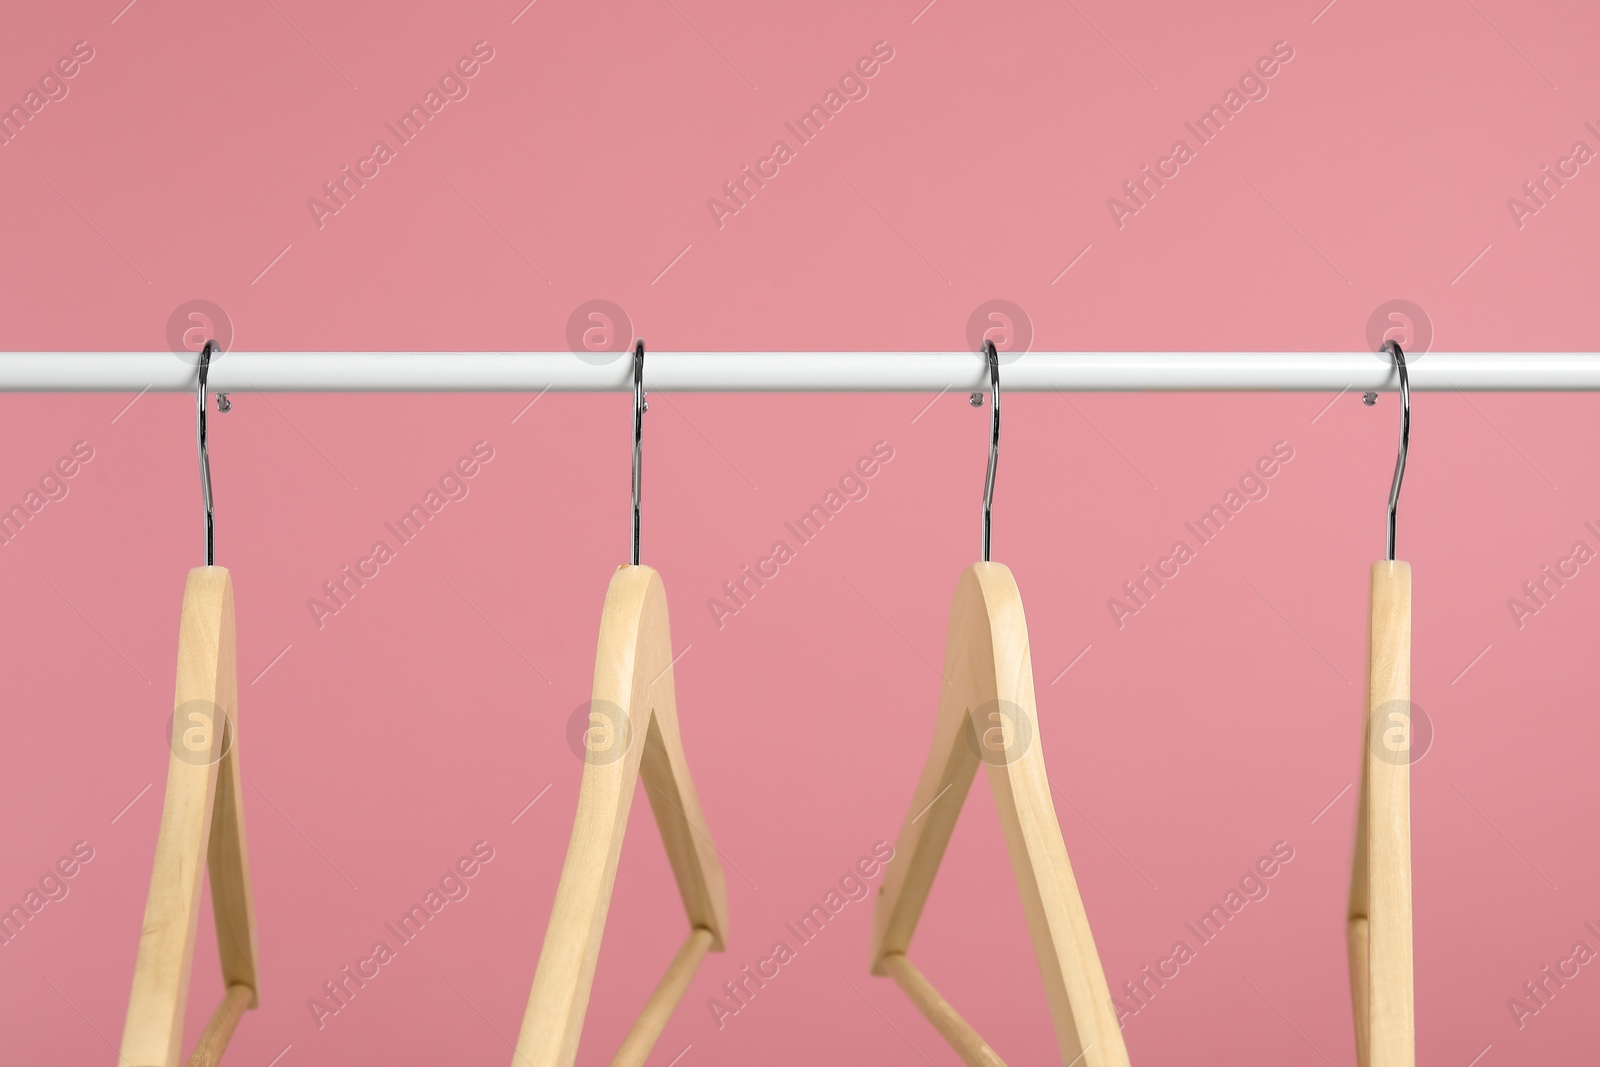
left=516, top=565, right=726, bottom=1067
left=633, top=569, right=730, bottom=947
left=1349, top=561, right=1414, bottom=1066
left=207, top=577, right=259, bottom=1012
left=871, top=564, right=993, bottom=966
left=872, top=563, right=1129, bottom=1067
left=973, top=564, right=1128, bottom=1067
left=121, top=567, right=258, bottom=1067
left=518, top=566, right=657, bottom=1066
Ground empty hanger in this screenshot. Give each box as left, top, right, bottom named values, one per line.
left=515, top=341, right=730, bottom=1067
left=870, top=343, right=1130, bottom=1067
left=121, top=341, right=260, bottom=1067
left=1348, top=339, right=1415, bottom=1066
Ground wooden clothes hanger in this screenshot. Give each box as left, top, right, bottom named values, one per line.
left=515, top=343, right=729, bottom=1067
left=122, top=345, right=260, bottom=1067
left=871, top=346, right=1130, bottom=1067
left=1348, top=341, right=1415, bottom=1066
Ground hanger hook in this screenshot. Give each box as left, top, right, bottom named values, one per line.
left=1381, top=339, right=1410, bottom=562
left=631, top=339, right=645, bottom=566
left=197, top=340, right=217, bottom=567
left=979, top=340, right=1000, bottom=562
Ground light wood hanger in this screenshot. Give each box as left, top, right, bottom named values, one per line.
left=870, top=346, right=1130, bottom=1067
left=122, top=346, right=259, bottom=1067
left=1347, top=342, right=1415, bottom=1066
left=514, top=343, right=728, bottom=1067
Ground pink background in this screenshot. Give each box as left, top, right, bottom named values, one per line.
left=2, top=0, right=1598, bottom=1064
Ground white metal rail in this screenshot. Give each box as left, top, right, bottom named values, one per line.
left=0, top=352, right=1596, bottom=391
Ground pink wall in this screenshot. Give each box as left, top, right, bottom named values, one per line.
left=2, top=1, right=1597, bottom=1064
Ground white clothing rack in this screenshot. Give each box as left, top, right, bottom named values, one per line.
left=0, top=351, right=1596, bottom=391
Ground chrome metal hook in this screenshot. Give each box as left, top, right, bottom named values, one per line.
left=197, top=340, right=218, bottom=566
left=631, top=339, right=646, bottom=566
left=979, top=340, right=1000, bottom=562
left=1381, top=339, right=1410, bottom=561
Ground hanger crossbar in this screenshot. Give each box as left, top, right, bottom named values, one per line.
left=186, top=983, right=254, bottom=1067
left=881, top=953, right=1008, bottom=1067
left=1, top=352, right=1598, bottom=391
left=610, top=927, right=715, bottom=1067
